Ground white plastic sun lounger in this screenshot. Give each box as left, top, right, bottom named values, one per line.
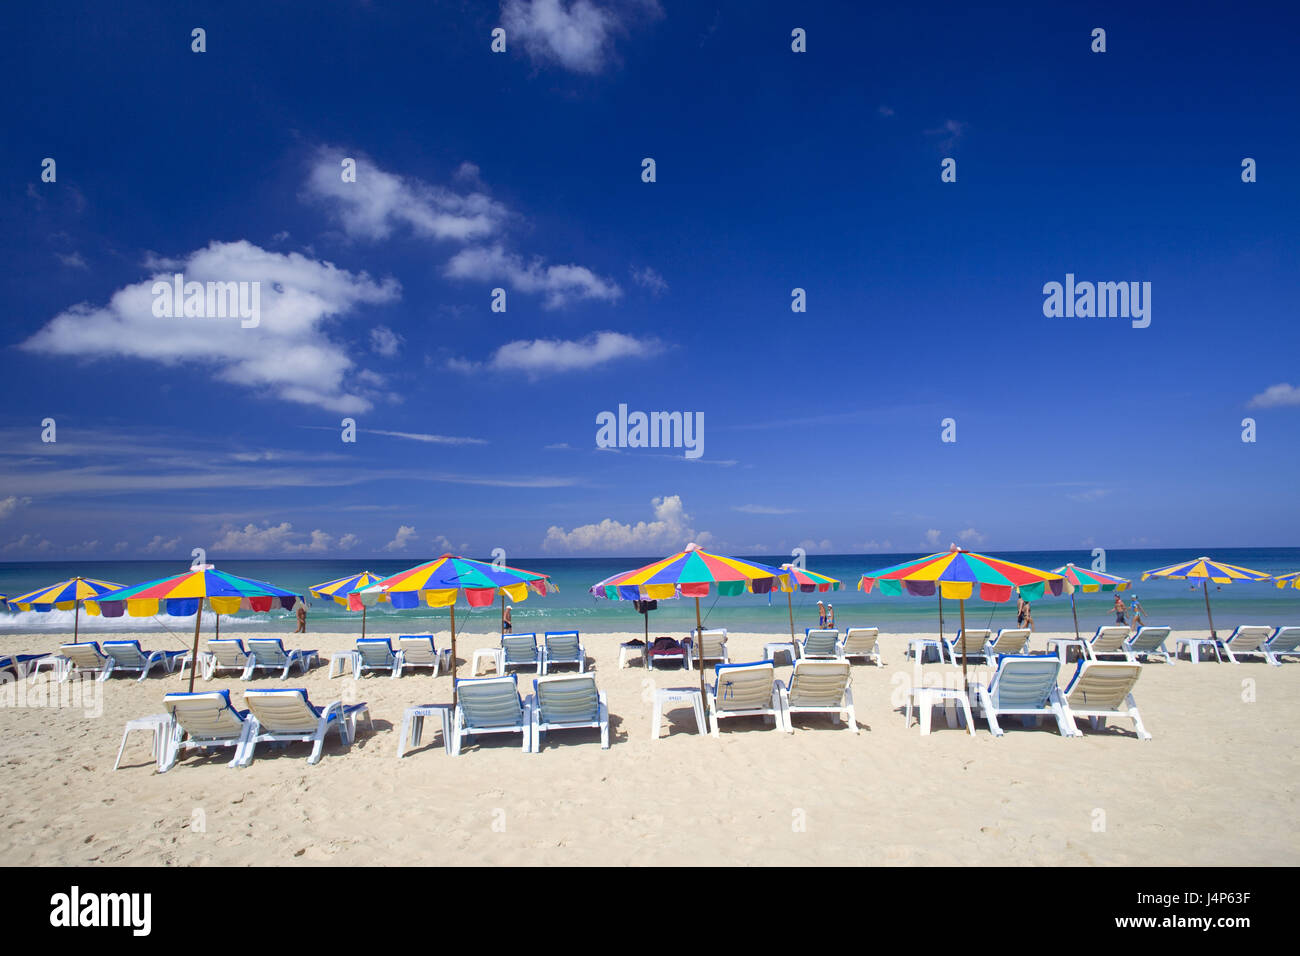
left=690, top=628, right=729, bottom=670
left=1215, top=625, right=1275, bottom=664
left=970, top=654, right=1072, bottom=738
left=58, top=642, right=112, bottom=681
left=1261, top=626, right=1300, bottom=664
left=1122, top=626, right=1175, bottom=665
left=945, top=629, right=992, bottom=666
left=397, top=635, right=450, bottom=675
left=541, top=631, right=586, bottom=674
left=1059, top=661, right=1151, bottom=740
left=706, top=661, right=784, bottom=736
left=777, top=660, right=856, bottom=733
left=501, top=633, right=542, bottom=675
left=247, top=639, right=317, bottom=679
left=984, top=628, right=1031, bottom=658
left=1086, top=625, right=1132, bottom=660
left=159, top=689, right=255, bottom=771
left=355, top=637, right=403, bottom=678
left=451, top=675, right=532, bottom=755
left=528, top=674, right=609, bottom=752
left=205, top=639, right=255, bottom=680
left=236, top=688, right=371, bottom=766
left=841, top=627, right=883, bottom=666
left=800, top=628, right=844, bottom=660
left=102, top=641, right=185, bottom=682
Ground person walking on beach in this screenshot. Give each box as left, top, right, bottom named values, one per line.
left=1113, top=593, right=1127, bottom=625
left=294, top=602, right=306, bottom=634
left=1017, top=596, right=1032, bottom=631
left=826, top=603, right=835, bottom=628
left=1129, top=596, right=1144, bottom=631
left=817, top=600, right=826, bottom=628
left=502, top=604, right=512, bottom=634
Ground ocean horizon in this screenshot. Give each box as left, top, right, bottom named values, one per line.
left=3, top=547, right=1297, bottom=640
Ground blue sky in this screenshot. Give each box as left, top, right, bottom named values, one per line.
left=2, top=1, right=1298, bottom=561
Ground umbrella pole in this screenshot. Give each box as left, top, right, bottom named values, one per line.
left=74, top=601, right=80, bottom=643
left=959, top=599, right=968, bottom=694
left=450, top=605, right=457, bottom=707
left=1203, top=580, right=1216, bottom=639
left=361, top=606, right=367, bottom=640
left=787, top=590, right=795, bottom=644
left=695, top=596, right=706, bottom=699
left=938, top=594, right=944, bottom=641
left=1071, top=593, right=1080, bottom=641
left=188, top=601, right=203, bottom=692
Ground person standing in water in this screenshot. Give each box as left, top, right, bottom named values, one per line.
left=817, top=600, right=826, bottom=628
left=294, top=601, right=306, bottom=634
left=1113, top=593, right=1127, bottom=625
left=502, top=604, right=512, bottom=634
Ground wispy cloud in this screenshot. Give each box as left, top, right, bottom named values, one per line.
left=449, top=331, right=661, bottom=377
left=630, top=265, right=668, bottom=295
left=444, top=245, right=621, bottom=308
left=925, top=118, right=967, bottom=151
left=733, top=504, right=798, bottom=515
left=366, top=429, right=489, bottom=446
left=500, top=0, right=663, bottom=74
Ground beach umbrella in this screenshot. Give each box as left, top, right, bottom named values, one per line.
left=1053, top=563, right=1131, bottom=640
left=86, top=565, right=302, bottom=690
left=777, top=564, right=841, bottom=643
left=8, top=577, right=125, bottom=642
left=354, top=554, right=557, bottom=704
left=310, top=571, right=388, bottom=639
left=1272, top=571, right=1300, bottom=590
left=1141, top=556, right=1271, bottom=639
left=858, top=546, right=1066, bottom=690
left=589, top=543, right=790, bottom=698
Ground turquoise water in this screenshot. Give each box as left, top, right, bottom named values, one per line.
left=2, top=549, right=1297, bottom=641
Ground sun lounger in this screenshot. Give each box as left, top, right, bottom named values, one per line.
left=236, top=688, right=371, bottom=766
left=528, top=674, right=609, bottom=751
left=646, top=636, right=688, bottom=670
left=690, top=628, right=729, bottom=670
left=58, top=642, right=112, bottom=681
left=102, top=641, right=185, bottom=682
left=841, top=627, right=883, bottom=666
left=205, top=639, right=255, bottom=680
left=542, top=630, right=586, bottom=674
left=1215, top=625, right=1275, bottom=664
left=945, top=629, right=991, bottom=665
left=1059, top=661, right=1151, bottom=740
left=247, top=639, right=317, bottom=679
left=1086, top=625, right=1132, bottom=660
left=0, top=653, right=49, bottom=680
left=706, top=661, right=783, bottom=736
left=984, top=628, right=1031, bottom=658
left=970, top=654, right=1072, bottom=738
left=397, top=635, right=450, bottom=675
left=777, top=660, right=856, bottom=732
left=1261, top=626, right=1300, bottom=664
left=355, top=637, right=403, bottom=678
left=800, top=628, right=844, bottom=660
left=451, top=675, right=532, bottom=754
left=159, top=689, right=254, bottom=771
left=501, top=633, right=542, bottom=675
left=1122, top=626, right=1175, bottom=665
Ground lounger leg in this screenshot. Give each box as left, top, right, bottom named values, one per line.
left=958, top=696, right=976, bottom=737
left=650, top=693, right=662, bottom=740
left=1127, top=695, right=1152, bottom=740
left=113, top=725, right=132, bottom=771
left=599, top=698, right=610, bottom=749
left=397, top=712, right=414, bottom=758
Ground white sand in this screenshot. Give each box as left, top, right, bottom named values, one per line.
left=0, top=628, right=1295, bottom=866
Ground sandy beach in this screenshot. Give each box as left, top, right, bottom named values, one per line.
left=0, top=628, right=1295, bottom=867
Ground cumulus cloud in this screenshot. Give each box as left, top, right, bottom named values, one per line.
left=210, top=522, right=352, bottom=554
left=543, top=494, right=709, bottom=552
left=957, top=527, right=986, bottom=545
left=56, top=251, right=88, bottom=269
left=142, top=535, right=181, bottom=554
left=0, top=496, right=31, bottom=520
left=630, top=265, right=668, bottom=295
left=3, top=534, right=53, bottom=554
left=444, top=245, right=621, bottom=309
left=370, top=325, right=403, bottom=357
left=1247, top=383, right=1300, bottom=408
left=922, top=528, right=942, bottom=548
left=450, top=330, right=660, bottom=377
left=337, top=533, right=361, bottom=550
left=501, top=0, right=662, bottom=74
left=20, top=240, right=400, bottom=414
left=385, top=524, right=418, bottom=552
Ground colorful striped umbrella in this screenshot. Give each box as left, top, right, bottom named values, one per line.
left=590, top=543, right=789, bottom=697
left=310, top=571, right=388, bottom=639
left=778, top=563, right=841, bottom=643
left=1053, top=563, right=1131, bottom=639
left=859, top=546, right=1066, bottom=688
left=1141, top=556, right=1272, bottom=638
left=356, top=554, right=557, bottom=704
left=87, top=565, right=303, bottom=690
left=8, top=576, right=125, bottom=642
left=1272, top=571, right=1300, bottom=590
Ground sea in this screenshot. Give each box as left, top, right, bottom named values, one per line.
left=2, top=549, right=1297, bottom=644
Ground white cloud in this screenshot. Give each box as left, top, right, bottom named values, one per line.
left=797, top=538, right=833, bottom=552
left=367, top=429, right=488, bottom=446
left=733, top=504, right=798, bottom=515
left=385, top=524, right=418, bottom=552
left=543, top=494, right=710, bottom=552
left=21, top=240, right=400, bottom=414
left=112, top=541, right=130, bottom=553
left=878, top=105, right=895, bottom=117
left=1248, top=383, right=1300, bottom=408
left=370, top=325, right=403, bottom=357
left=501, top=0, right=662, bottom=74
left=303, top=148, right=508, bottom=243
left=3, top=534, right=53, bottom=554
left=0, top=496, right=31, bottom=519
left=445, top=245, right=621, bottom=308
left=452, top=330, right=660, bottom=377
left=1065, top=489, right=1110, bottom=503
left=957, top=527, right=986, bottom=545
left=67, top=539, right=100, bottom=553
left=630, top=265, right=668, bottom=295
left=544, top=442, right=572, bottom=450
left=922, top=529, right=942, bottom=548
left=859, top=539, right=892, bottom=552
left=337, top=533, right=360, bottom=550
left=56, top=251, right=88, bottom=269
left=925, top=119, right=967, bottom=151
left=142, top=535, right=181, bottom=554
left=212, top=522, right=298, bottom=553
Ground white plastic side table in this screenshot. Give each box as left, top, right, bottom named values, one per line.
left=472, top=648, right=504, bottom=676
left=1046, top=638, right=1089, bottom=665
left=1176, top=637, right=1222, bottom=664
left=114, top=713, right=173, bottom=770
left=397, top=704, right=453, bottom=757
left=651, top=686, right=706, bottom=739
left=905, top=687, right=976, bottom=736
left=329, top=651, right=359, bottom=678
left=763, top=642, right=798, bottom=666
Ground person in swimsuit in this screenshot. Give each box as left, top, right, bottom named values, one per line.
left=817, top=600, right=826, bottom=628
left=294, top=602, right=306, bottom=634
left=1113, top=594, right=1127, bottom=625
left=826, top=603, right=835, bottom=628
left=502, top=604, right=512, bottom=634
left=1016, top=597, right=1030, bottom=629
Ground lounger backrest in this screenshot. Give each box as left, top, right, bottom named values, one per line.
left=1224, top=626, right=1271, bottom=651
left=544, top=631, right=581, bottom=657
left=534, top=675, right=599, bottom=723
left=787, top=661, right=851, bottom=707
left=164, top=689, right=247, bottom=737
left=1065, top=662, right=1141, bottom=710
left=951, top=630, right=990, bottom=657
left=249, top=639, right=290, bottom=664
left=103, top=641, right=148, bottom=666
left=355, top=638, right=395, bottom=666
left=1127, top=626, right=1172, bottom=651
left=1267, top=626, right=1300, bottom=652
left=208, top=639, right=249, bottom=666
left=695, top=629, right=727, bottom=657
left=502, top=634, right=539, bottom=664
left=802, top=629, right=840, bottom=656
left=60, top=642, right=106, bottom=667
left=842, top=628, right=879, bottom=653
left=456, top=677, right=524, bottom=727
left=398, top=636, right=436, bottom=662
left=989, top=656, right=1061, bottom=709
left=243, top=689, right=321, bottom=733
left=713, top=663, right=776, bottom=711
left=991, top=628, right=1031, bottom=652
left=1090, top=626, right=1130, bottom=652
